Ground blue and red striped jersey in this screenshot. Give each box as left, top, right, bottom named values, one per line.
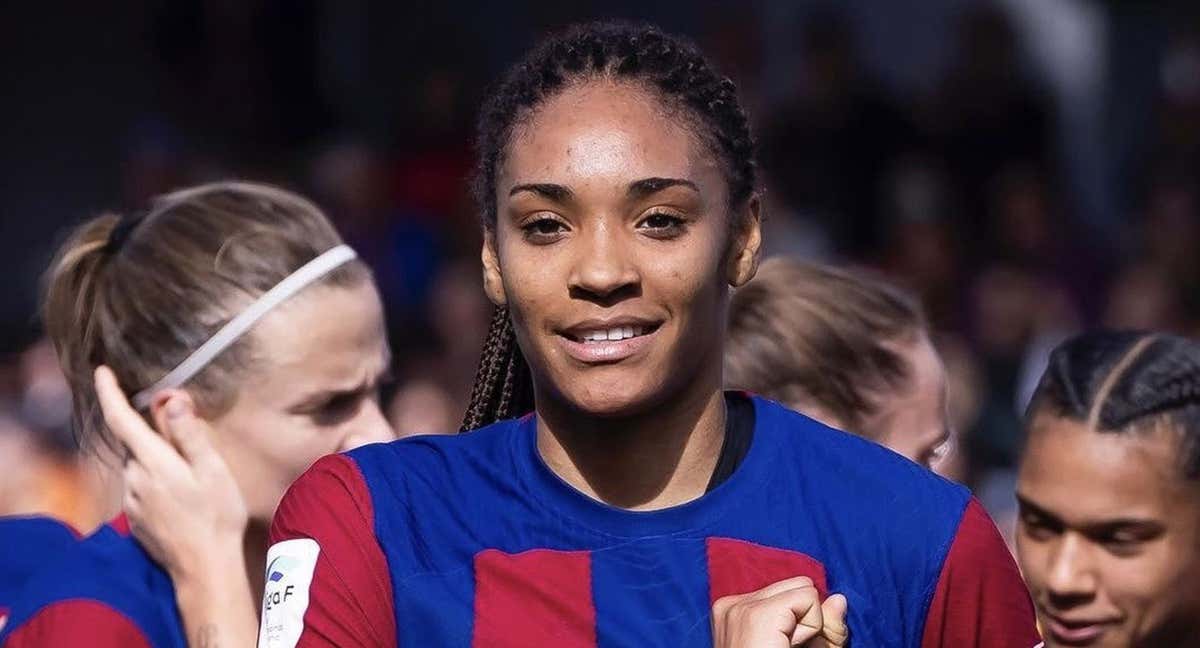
left=0, top=516, right=182, bottom=648
left=266, top=395, right=1040, bottom=647
left=0, top=516, right=79, bottom=635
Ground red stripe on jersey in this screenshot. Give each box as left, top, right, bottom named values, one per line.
left=920, top=498, right=1041, bottom=647
left=472, top=548, right=596, bottom=648
left=268, top=453, right=396, bottom=648
left=705, top=537, right=828, bottom=602
left=110, top=514, right=131, bottom=537
left=3, top=599, right=152, bottom=648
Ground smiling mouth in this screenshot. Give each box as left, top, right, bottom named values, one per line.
left=1042, top=612, right=1117, bottom=646
left=563, top=324, right=659, bottom=343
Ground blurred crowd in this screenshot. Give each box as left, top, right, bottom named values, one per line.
left=2, top=0, right=1199, bottom=538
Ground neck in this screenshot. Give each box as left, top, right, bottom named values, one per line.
left=535, top=380, right=727, bottom=510
left=244, top=520, right=269, bottom=616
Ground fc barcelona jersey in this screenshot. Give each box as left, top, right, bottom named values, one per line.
left=0, top=516, right=184, bottom=648
left=264, top=395, right=1040, bottom=647
left=0, top=517, right=79, bottom=635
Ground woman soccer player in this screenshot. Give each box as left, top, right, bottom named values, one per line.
left=256, top=21, right=1038, bottom=647
left=725, top=258, right=952, bottom=468
left=0, top=182, right=393, bottom=647
left=1017, top=330, right=1200, bottom=647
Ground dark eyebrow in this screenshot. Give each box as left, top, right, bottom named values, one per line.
left=508, top=183, right=573, bottom=201
left=1016, top=493, right=1162, bottom=534
left=1015, top=493, right=1058, bottom=520
left=289, top=357, right=392, bottom=413
left=628, top=177, right=698, bottom=199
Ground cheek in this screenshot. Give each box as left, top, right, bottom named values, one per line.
left=241, top=414, right=341, bottom=483
left=1014, top=529, right=1049, bottom=590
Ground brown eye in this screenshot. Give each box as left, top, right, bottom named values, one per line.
left=521, top=216, right=568, bottom=243
left=1019, top=511, right=1059, bottom=541
left=637, top=212, right=686, bottom=238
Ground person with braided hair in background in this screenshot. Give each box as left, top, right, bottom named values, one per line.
left=1016, top=331, right=1200, bottom=647
left=263, top=21, right=1038, bottom=647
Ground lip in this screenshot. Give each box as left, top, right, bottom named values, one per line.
left=555, top=317, right=663, bottom=365
left=1042, top=612, right=1117, bottom=646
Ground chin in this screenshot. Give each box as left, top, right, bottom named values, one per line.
left=553, top=370, right=667, bottom=419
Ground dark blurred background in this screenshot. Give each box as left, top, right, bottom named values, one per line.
left=2, top=0, right=1198, bottom=537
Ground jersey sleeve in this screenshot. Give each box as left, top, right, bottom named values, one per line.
left=3, top=600, right=151, bottom=648
left=262, top=453, right=396, bottom=648
left=920, top=498, right=1042, bottom=648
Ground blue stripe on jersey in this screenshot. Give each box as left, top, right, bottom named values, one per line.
left=590, top=538, right=713, bottom=647
left=0, top=522, right=184, bottom=647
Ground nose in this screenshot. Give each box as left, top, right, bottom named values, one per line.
left=339, top=399, right=394, bottom=451
left=567, top=221, right=640, bottom=302
left=1044, top=534, right=1098, bottom=603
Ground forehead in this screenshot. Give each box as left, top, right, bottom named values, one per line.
left=501, top=81, right=719, bottom=191
left=244, top=281, right=388, bottom=394
left=1018, top=414, right=1197, bottom=521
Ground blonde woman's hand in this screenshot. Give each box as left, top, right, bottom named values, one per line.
left=95, top=366, right=257, bottom=648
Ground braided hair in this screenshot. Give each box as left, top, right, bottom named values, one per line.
left=461, top=20, right=759, bottom=431
left=1028, top=330, right=1200, bottom=479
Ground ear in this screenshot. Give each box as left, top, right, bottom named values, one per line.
left=727, top=195, right=763, bottom=287
left=480, top=228, right=507, bottom=306
left=146, top=388, right=198, bottom=438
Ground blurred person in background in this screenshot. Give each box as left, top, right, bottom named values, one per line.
left=725, top=257, right=951, bottom=469
left=0, top=182, right=393, bottom=648
left=1017, top=330, right=1200, bottom=647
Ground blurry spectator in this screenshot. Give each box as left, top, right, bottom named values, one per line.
left=924, top=3, right=1053, bottom=250
left=877, top=155, right=964, bottom=329
left=1103, top=262, right=1185, bottom=332
left=387, top=378, right=456, bottom=439
left=761, top=7, right=916, bottom=257
left=0, top=340, right=115, bottom=532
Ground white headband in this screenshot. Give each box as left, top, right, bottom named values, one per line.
left=132, top=244, right=358, bottom=409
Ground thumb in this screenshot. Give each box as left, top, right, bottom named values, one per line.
left=817, top=594, right=849, bottom=647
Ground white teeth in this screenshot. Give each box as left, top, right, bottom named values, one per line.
left=578, top=326, right=648, bottom=342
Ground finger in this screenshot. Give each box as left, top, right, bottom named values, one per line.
left=818, top=594, right=849, bottom=647
left=95, top=367, right=180, bottom=470
left=747, top=576, right=816, bottom=602
left=740, top=586, right=821, bottom=645
left=123, top=459, right=151, bottom=495
left=154, top=396, right=220, bottom=468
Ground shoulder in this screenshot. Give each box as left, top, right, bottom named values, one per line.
left=752, top=395, right=973, bottom=566
left=754, top=395, right=970, bottom=511
left=342, top=418, right=526, bottom=500
left=349, top=418, right=524, bottom=474
left=1, top=526, right=176, bottom=647
left=0, top=516, right=79, bottom=601
left=273, top=419, right=524, bottom=543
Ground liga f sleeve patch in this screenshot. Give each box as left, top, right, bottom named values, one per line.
left=260, top=538, right=320, bottom=648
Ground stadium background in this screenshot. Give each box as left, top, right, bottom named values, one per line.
left=1, top=0, right=1197, bottom=541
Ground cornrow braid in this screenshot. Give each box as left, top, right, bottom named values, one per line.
left=471, top=20, right=757, bottom=227
left=461, top=20, right=759, bottom=430
left=460, top=307, right=533, bottom=431
left=1028, top=330, right=1200, bottom=478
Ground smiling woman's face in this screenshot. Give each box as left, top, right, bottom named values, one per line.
left=484, top=80, right=759, bottom=418
left=1016, top=413, right=1200, bottom=647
